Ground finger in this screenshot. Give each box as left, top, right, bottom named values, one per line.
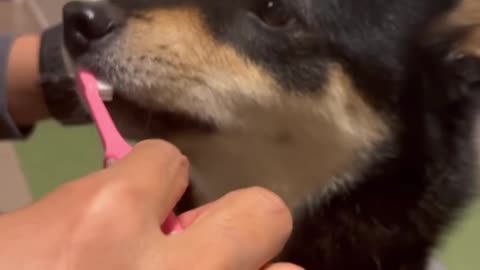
left=262, top=263, right=305, bottom=270
left=106, top=140, right=189, bottom=224
left=174, top=187, right=293, bottom=270
left=178, top=201, right=216, bottom=228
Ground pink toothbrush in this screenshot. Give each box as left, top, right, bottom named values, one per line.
left=76, top=70, right=183, bottom=234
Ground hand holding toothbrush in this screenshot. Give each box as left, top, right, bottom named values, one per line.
left=0, top=140, right=297, bottom=270
left=77, top=71, right=183, bottom=234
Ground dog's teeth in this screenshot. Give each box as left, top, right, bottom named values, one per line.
left=97, top=80, right=114, bottom=101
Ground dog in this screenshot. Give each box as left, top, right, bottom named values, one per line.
left=62, top=0, right=480, bottom=269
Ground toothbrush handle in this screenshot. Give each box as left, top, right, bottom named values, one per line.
left=163, top=213, right=184, bottom=234
left=78, top=71, right=183, bottom=235
left=104, top=139, right=133, bottom=167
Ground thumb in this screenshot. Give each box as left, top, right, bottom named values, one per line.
left=171, top=187, right=293, bottom=270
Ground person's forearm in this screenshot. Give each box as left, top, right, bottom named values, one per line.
left=7, top=34, right=49, bottom=126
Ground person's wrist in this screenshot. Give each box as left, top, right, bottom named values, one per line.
left=7, top=34, right=49, bottom=126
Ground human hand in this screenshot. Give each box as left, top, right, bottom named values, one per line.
left=0, top=140, right=299, bottom=270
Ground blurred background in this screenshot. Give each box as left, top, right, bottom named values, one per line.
left=0, top=1, right=478, bottom=269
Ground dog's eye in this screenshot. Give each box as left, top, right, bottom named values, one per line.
left=253, top=0, right=293, bottom=28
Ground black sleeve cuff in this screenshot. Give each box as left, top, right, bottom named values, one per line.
left=39, top=24, right=91, bottom=126
left=0, top=34, right=35, bottom=140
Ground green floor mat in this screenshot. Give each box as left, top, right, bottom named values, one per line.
left=15, top=121, right=102, bottom=200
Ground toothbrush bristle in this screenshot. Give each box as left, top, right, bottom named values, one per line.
left=97, top=80, right=114, bottom=101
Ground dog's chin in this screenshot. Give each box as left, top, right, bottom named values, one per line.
left=104, top=93, right=216, bottom=142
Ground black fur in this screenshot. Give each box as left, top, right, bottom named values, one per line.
left=64, top=0, right=480, bottom=269
left=179, top=1, right=479, bottom=269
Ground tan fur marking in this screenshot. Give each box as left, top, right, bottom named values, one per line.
left=120, top=8, right=278, bottom=127
left=442, top=0, right=480, bottom=29
left=107, top=8, right=390, bottom=207
left=316, top=66, right=389, bottom=147
left=427, top=0, right=480, bottom=57
left=452, top=27, right=480, bottom=58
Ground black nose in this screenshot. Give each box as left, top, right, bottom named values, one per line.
left=63, top=1, right=116, bottom=57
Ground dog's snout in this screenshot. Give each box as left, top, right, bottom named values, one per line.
left=63, top=1, right=116, bottom=57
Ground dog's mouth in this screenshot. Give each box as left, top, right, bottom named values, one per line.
left=86, top=76, right=216, bottom=141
